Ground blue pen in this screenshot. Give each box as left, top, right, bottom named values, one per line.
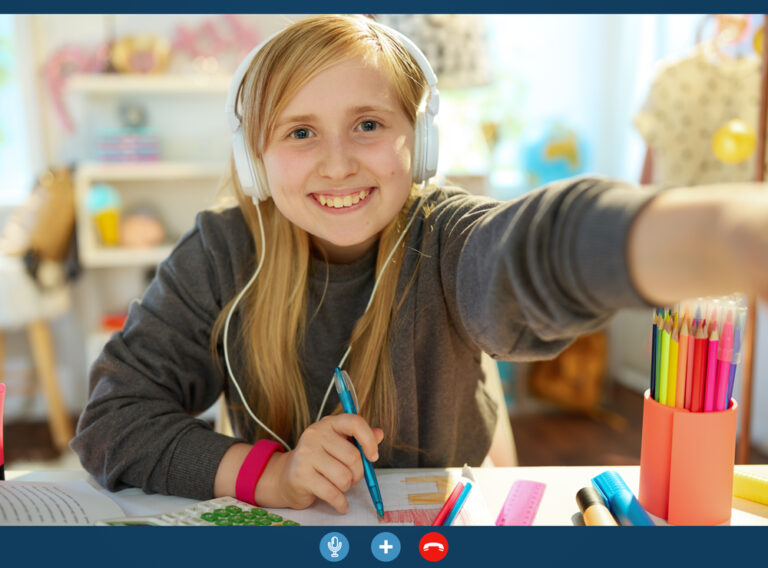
left=592, top=471, right=655, bottom=526
left=333, top=367, right=385, bottom=517
left=444, top=481, right=473, bottom=526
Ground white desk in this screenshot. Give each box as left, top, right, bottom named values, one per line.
left=8, top=465, right=768, bottom=525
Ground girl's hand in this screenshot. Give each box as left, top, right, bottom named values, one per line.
left=255, top=414, right=384, bottom=513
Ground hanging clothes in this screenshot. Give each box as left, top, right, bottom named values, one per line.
left=634, top=43, right=767, bottom=186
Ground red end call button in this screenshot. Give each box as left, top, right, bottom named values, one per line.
left=419, top=532, right=448, bottom=562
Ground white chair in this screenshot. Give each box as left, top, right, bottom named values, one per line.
left=0, top=255, right=74, bottom=451
left=481, top=352, right=519, bottom=467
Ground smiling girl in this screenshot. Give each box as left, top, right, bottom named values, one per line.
left=73, top=15, right=768, bottom=515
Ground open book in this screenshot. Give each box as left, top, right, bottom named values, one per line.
left=0, top=479, right=124, bottom=526
left=0, top=466, right=492, bottom=526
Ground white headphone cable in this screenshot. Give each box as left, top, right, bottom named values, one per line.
left=222, top=200, right=292, bottom=451
left=314, top=189, right=426, bottom=422
left=223, top=190, right=425, bottom=451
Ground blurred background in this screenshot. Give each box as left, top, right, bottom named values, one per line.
left=0, top=14, right=766, bottom=471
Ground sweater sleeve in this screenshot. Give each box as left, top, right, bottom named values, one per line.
left=71, top=209, right=247, bottom=500
left=453, top=176, right=657, bottom=361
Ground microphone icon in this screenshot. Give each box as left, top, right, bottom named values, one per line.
left=328, top=536, right=343, bottom=558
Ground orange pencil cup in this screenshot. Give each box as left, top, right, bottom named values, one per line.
left=638, top=390, right=737, bottom=525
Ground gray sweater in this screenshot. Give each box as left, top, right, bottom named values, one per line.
left=72, top=177, right=655, bottom=500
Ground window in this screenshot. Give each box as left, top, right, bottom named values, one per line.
left=0, top=15, right=39, bottom=206
left=438, top=15, right=705, bottom=195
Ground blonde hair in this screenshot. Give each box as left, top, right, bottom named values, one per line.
left=211, top=15, right=430, bottom=456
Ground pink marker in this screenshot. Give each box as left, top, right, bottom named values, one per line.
left=703, top=325, right=720, bottom=412
left=715, top=312, right=734, bottom=412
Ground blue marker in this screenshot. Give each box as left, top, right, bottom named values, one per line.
left=334, top=367, right=385, bottom=517
left=592, top=471, right=655, bottom=526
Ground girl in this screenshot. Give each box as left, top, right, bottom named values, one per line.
left=73, top=15, right=768, bottom=515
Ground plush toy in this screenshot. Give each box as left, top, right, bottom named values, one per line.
left=121, top=206, right=166, bottom=248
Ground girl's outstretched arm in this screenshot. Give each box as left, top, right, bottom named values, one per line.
left=628, top=185, right=768, bottom=305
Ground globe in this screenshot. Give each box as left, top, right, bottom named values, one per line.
left=519, top=122, right=589, bottom=188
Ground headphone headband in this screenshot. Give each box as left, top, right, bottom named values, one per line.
left=225, top=18, right=440, bottom=200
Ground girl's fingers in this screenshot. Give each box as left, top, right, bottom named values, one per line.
left=309, top=467, right=351, bottom=514
left=321, top=436, right=364, bottom=485
left=311, top=447, right=359, bottom=493
left=325, top=414, right=382, bottom=462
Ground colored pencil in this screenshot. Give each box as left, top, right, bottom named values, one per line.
left=726, top=325, right=742, bottom=408
left=431, top=481, right=465, bottom=526
left=444, top=481, right=473, bottom=526
left=703, top=326, right=719, bottom=412
left=654, top=312, right=663, bottom=400
left=690, top=323, right=708, bottom=412
left=684, top=322, right=696, bottom=409
left=715, top=313, right=734, bottom=412
left=650, top=312, right=659, bottom=399
left=676, top=319, right=690, bottom=409
left=659, top=316, right=671, bottom=405
left=667, top=325, right=679, bottom=408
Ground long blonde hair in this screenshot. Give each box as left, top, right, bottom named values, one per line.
left=211, top=15, right=429, bottom=455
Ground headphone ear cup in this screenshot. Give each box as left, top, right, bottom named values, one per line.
left=411, top=113, right=426, bottom=184
left=232, top=127, right=269, bottom=201
left=411, top=110, right=438, bottom=184
left=423, top=118, right=439, bottom=181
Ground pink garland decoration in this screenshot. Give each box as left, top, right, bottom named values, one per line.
left=44, top=44, right=108, bottom=132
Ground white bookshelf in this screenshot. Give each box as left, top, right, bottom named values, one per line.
left=77, top=161, right=225, bottom=182
left=80, top=244, right=176, bottom=268
left=74, top=161, right=224, bottom=269
left=69, top=74, right=229, bottom=374
left=67, top=73, right=231, bottom=95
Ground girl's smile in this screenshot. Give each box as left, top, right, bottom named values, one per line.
left=262, top=56, right=415, bottom=263
left=311, top=187, right=375, bottom=211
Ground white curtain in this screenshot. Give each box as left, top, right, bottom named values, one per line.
left=483, top=14, right=703, bottom=183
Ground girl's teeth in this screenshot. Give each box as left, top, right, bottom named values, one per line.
left=317, top=189, right=370, bottom=208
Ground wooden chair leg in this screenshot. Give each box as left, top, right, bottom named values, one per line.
left=26, top=320, right=74, bottom=452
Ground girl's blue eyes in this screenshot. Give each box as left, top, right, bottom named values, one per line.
left=358, top=120, right=379, bottom=132
left=288, top=121, right=380, bottom=139
left=290, top=128, right=313, bottom=140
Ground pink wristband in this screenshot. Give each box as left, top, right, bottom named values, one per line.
left=235, top=439, right=284, bottom=505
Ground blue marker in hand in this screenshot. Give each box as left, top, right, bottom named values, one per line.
left=334, top=367, right=385, bottom=517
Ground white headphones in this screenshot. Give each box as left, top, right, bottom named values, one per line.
left=224, top=20, right=440, bottom=202
left=221, top=19, right=438, bottom=450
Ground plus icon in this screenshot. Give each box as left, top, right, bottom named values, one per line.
left=371, top=532, right=401, bottom=562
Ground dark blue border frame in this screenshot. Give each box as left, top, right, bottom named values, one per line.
left=2, top=525, right=765, bottom=566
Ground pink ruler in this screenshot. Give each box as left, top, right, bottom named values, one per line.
left=495, top=480, right=546, bottom=526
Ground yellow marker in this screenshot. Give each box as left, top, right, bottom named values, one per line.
left=733, top=471, right=768, bottom=505
left=659, top=316, right=672, bottom=405
left=667, top=326, right=679, bottom=407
